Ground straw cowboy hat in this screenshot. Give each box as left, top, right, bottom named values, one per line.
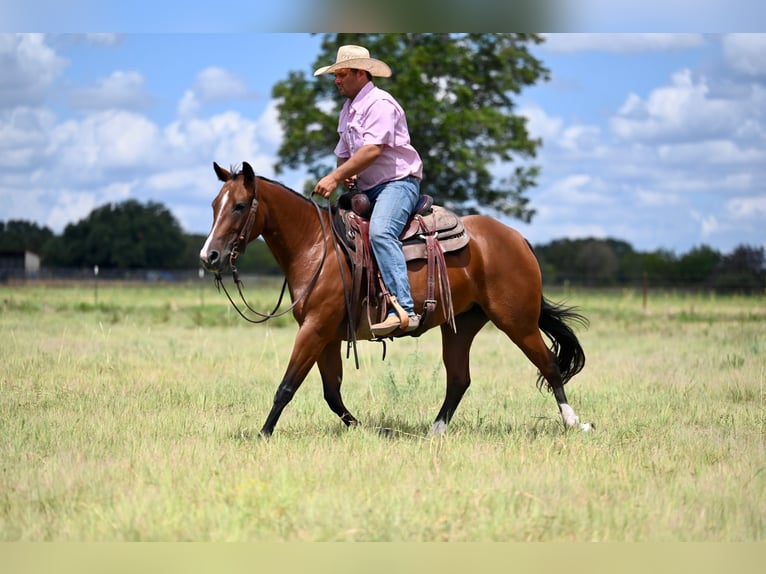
left=313, top=45, right=392, bottom=78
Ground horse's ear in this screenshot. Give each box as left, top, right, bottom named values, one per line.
left=213, top=162, right=231, bottom=182
left=242, top=161, right=255, bottom=187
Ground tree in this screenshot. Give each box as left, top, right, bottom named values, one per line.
left=272, top=33, right=549, bottom=221
left=44, top=200, right=187, bottom=269
left=711, top=244, right=765, bottom=294
left=636, top=249, right=678, bottom=286
left=574, top=240, right=620, bottom=286
left=0, top=220, right=54, bottom=253
left=677, top=245, right=721, bottom=286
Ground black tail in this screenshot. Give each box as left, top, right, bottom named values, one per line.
left=537, top=296, right=588, bottom=390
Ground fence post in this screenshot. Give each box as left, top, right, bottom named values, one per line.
left=93, top=265, right=99, bottom=306
left=642, top=271, right=648, bottom=312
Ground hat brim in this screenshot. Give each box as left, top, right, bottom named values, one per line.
left=314, top=57, right=392, bottom=78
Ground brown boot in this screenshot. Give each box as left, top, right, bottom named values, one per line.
left=371, top=314, right=404, bottom=337
left=403, top=314, right=420, bottom=332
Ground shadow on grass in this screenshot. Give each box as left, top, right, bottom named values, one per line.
left=227, top=413, right=573, bottom=443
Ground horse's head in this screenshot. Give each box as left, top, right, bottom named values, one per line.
left=199, top=161, right=260, bottom=273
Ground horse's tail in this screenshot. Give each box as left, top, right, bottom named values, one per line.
left=537, top=296, right=588, bottom=390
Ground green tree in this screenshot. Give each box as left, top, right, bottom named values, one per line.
left=0, top=220, right=54, bottom=253
left=44, top=200, right=186, bottom=269
left=712, top=244, right=765, bottom=294
left=272, top=33, right=549, bottom=221
left=636, top=249, right=678, bottom=287
left=677, top=245, right=721, bottom=286
left=574, top=240, right=620, bottom=286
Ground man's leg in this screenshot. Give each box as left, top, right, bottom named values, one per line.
left=367, top=177, right=420, bottom=335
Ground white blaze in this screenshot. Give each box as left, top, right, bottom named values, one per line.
left=199, top=190, right=230, bottom=261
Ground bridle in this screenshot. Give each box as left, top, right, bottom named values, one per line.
left=213, top=176, right=330, bottom=324
left=227, top=187, right=259, bottom=270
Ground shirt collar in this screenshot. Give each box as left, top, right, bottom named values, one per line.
left=349, top=81, right=376, bottom=111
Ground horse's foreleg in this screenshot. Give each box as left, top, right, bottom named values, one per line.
left=317, top=339, right=359, bottom=427
left=433, top=308, right=488, bottom=436
left=260, top=327, right=325, bottom=437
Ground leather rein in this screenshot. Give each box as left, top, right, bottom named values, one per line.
left=213, top=177, right=330, bottom=325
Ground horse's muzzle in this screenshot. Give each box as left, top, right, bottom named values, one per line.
left=199, top=248, right=231, bottom=272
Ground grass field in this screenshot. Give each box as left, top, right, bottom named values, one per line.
left=1, top=279, right=764, bottom=541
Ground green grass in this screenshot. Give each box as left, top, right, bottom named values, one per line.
left=1, top=282, right=764, bottom=541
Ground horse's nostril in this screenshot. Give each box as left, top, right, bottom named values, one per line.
left=208, top=250, right=220, bottom=263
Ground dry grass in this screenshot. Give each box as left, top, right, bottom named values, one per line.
left=1, top=283, right=764, bottom=540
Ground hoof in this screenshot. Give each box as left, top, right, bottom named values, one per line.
left=431, top=421, right=448, bottom=437
left=559, top=403, right=580, bottom=429
left=580, top=422, right=595, bottom=432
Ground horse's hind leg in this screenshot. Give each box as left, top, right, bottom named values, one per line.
left=433, top=307, right=488, bottom=435
left=317, top=339, right=359, bottom=428
left=488, top=305, right=585, bottom=431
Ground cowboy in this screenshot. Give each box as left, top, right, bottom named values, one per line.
left=314, top=45, right=424, bottom=337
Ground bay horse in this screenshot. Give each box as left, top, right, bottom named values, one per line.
left=199, top=161, right=589, bottom=437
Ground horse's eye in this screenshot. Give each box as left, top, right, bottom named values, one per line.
left=234, top=202, right=247, bottom=213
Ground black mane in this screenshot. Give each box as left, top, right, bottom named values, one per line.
left=229, top=166, right=318, bottom=207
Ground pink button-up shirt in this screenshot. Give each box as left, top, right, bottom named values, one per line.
left=334, top=81, right=423, bottom=191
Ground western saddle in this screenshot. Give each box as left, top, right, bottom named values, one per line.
left=332, top=191, right=470, bottom=347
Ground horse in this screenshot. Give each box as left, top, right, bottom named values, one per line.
left=199, top=161, right=590, bottom=437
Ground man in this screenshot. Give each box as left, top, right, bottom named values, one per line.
left=314, top=45, right=424, bottom=337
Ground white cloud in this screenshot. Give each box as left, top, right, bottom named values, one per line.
left=541, top=33, right=706, bottom=54
left=520, top=104, right=563, bottom=141
left=559, top=124, right=603, bottom=155
left=694, top=212, right=720, bottom=238
left=544, top=174, right=612, bottom=206
left=45, top=190, right=98, bottom=231
left=636, top=188, right=682, bottom=207
left=69, top=70, right=151, bottom=111
left=0, top=107, right=56, bottom=167
left=0, top=33, right=67, bottom=108
left=610, top=70, right=745, bottom=142
left=722, top=34, right=766, bottom=77
left=49, top=111, right=161, bottom=173
left=726, top=195, right=766, bottom=219
left=45, top=181, right=133, bottom=231
left=176, top=67, right=255, bottom=118
left=255, top=100, right=284, bottom=146
left=176, top=90, right=200, bottom=118
left=193, top=66, right=251, bottom=103
left=657, top=140, right=766, bottom=166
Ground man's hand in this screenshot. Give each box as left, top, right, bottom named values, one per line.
left=314, top=174, right=340, bottom=199
left=315, top=144, right=381, bottom=198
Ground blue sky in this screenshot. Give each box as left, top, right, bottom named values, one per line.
left=1, top=32, right=765, bottom=254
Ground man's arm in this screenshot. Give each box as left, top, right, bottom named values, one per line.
left=314, top=144, right=383, bottom=198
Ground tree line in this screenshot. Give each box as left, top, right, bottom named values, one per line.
left=1, top=200, right=763, bottom=293
left=534, top=237, right=764, bottom=294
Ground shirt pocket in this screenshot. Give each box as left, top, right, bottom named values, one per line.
left=343, top=121, right=365, bottom=153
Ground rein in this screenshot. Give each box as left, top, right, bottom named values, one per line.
left=213, top=179, right=330, bottom=325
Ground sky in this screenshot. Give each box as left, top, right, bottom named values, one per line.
left=1, top=32, right=765, bottom=255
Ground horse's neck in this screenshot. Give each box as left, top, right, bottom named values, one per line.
left=258, top=180, right=325, bottom=278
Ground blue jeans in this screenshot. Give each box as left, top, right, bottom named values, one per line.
left=364, top=176, right=420, bottom=315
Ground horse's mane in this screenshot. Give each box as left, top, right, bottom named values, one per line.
left=229, top=165, right=316, bottom=207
